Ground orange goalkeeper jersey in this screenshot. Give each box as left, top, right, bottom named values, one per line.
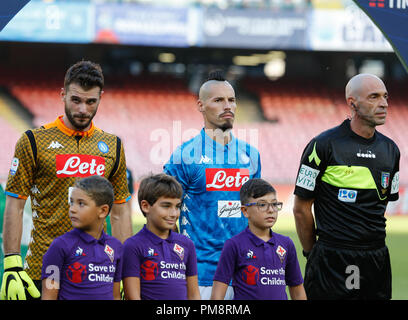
left=5, top=116, right=130, bottom=280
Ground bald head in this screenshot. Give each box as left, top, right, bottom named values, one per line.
left=345, top=73, right=385, bottom=101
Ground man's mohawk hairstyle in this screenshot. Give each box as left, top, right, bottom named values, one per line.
left=206, top=69, right=226, bottom=82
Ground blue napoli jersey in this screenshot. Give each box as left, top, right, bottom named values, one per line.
left=164, top=129, right=261, bottom=286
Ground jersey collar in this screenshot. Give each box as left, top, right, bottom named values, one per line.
left=342, top=119, right=377, bottom=144
left=201, top=128, right=237, bottom=151
left=245, top=226, right=275, bottom=247
left=141, top=225, right=175, bottom=244
left=73, top=228, right=107, bottom=245
left=54, top=115, right=96, bottom=137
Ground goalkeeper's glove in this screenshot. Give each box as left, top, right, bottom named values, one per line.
left=1, top=254, right=41, bottom=300
left=120, top=280, right=124, bottom=300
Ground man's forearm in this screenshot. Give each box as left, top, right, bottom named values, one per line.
left=3, top=196, right=25, bottom=255
left=110, top=202, right=133, bottom=243
left=293, top=197, right=316, bottom=253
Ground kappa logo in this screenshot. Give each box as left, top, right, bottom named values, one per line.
left=199, top=155, right=212, bottom=164
left=48, top=141, right=64, bottom=149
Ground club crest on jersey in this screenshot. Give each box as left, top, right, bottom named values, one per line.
left=98, top=141, right=109, bottom=154
left=276, top=245, right=286, bottom=263
left=381, top=172, right=390, bottom=189
left=104, top=244, right=114, bottom=262
left=173, top=243, right=185, bottom=261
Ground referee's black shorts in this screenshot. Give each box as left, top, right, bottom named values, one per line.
left=304, top=239, right=391, bottom=300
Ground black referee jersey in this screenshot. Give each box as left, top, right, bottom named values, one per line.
left=294, top=119, right=400, bottom=246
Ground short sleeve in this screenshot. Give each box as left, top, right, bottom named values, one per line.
left=388, top=145, right=400, bottom=202
left=284, top=238, right=304, bottom=287
left=294, top=138, right=327, bottom=199
left=41, top=238, right=65, bottom=280
left=163, top=146, right=190, bottom=190
left=114, top=243, right=123, bottom=282
left=109, top=139, right=131, bottom=204
left=5, top=133, right=36, bottom=199
left=213, top=239, right=236, bottom=285
left=122, top=238, right=142, bottom=278
left=185, top=240, right=198, bottom=277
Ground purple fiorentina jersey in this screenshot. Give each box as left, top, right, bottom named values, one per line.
left=213, top=227, right=303, bottom=300
left=122, top=225, right=198, bottom=300
left=41, top=229, right=123, bottom=300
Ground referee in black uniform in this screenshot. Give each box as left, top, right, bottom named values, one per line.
left=293, top=73, right=400, bottom=300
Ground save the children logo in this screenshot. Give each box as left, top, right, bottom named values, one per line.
left=141, top=260, right=159, bottom=281
left=66, top=262, right=87, bottom=283
left=242, top=265, right=259, bottom=285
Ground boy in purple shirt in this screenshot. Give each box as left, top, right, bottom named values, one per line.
left=211, top=178, right=306, bottom=300
left=122, top=173, right=200, bottom=300
left=41, top=175, right=122, bottom=300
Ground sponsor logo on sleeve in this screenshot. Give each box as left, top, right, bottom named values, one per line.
left=10, top=157, right=19, bottom=175
left=296, top=164, right=320, bottom=191
left=391, top=171, right=399, bottom=194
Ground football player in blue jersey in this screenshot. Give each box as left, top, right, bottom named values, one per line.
left=164, top=70, right=261, bottom=299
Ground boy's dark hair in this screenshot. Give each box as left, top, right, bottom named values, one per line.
left=205, top=69, right=226, bottom=82
left=240, top=178, right=276, bottom=205
left=138, top=173, right=183, bottom=217
left=74, top=175, right=114, bottom=212
left=64, top=60, right=104, bottom=91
